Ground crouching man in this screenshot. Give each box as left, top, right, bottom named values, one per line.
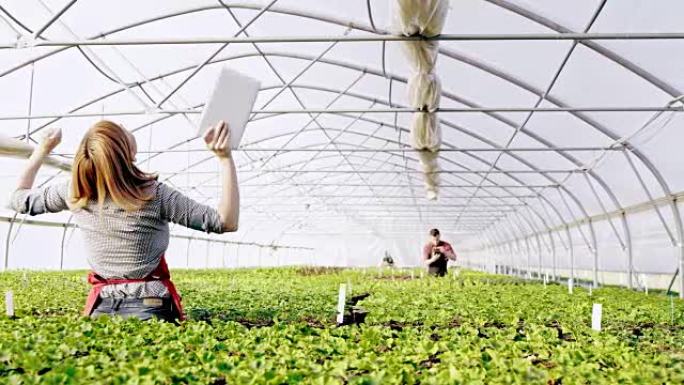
left=422, top=228, right=456, bottom=277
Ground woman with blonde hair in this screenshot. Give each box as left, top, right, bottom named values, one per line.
left=10, top=120, right=239, bottom=322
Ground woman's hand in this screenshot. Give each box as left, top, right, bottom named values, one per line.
left=18, top=128, right=62, bottom=191
left=203, top=121, right=231, bottom=159
left=35, top=128, right=62, bottom=157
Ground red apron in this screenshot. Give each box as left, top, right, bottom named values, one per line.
left=83, top=255, right=185, bottom=321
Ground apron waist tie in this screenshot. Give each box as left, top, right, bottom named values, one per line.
left=83, top=255, right=185, bottom=321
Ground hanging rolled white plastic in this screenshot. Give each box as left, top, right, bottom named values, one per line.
left=391, top=0, right=448, bottom=200
left=392, top=0, right=449, bottom=37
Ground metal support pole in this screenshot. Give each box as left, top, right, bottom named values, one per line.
left=550, top=231, right=557, bottom=281
left=186, top=238, right=191, bottom=268
left=3, top=213, right=19, bottom=271
left=523, top=236, right=532, bottom=279
left=508, top=215, right=531, bottom=278
left=624, top=150, right=683, bottom=297
left=666, top=268, right=680, bottom=297
left=59, top=215, right=74, bottom=270
left=498, top=244, right=507, bottom=274
left=2, top=106, right=682, bottom=121
left=557, top=188, right=594, bottom=260
left=623, top=151, right=677, bottom=245
left=589, top=219, right=599, bottom=287
left=59, top=146, right=625, bottom=154
left=533, top=232, right=543, bottom=279
left=536, top=198, right=561, bottom=281
left=498, top=226, right=515, bottom=276
left=33, top=0, right=78, bottom=39
left=680, top=238, right=684, bottom=299
left=623, top=211, right=634, bottom=289
left=489, top=228, right=506, bottom=274
left=7, top=32, right=684, bottom=48
left=583, top=172, right=627, bottom=249
left=493, top=223, right=513, bottom=275
left=515, top=239, right=523, bottom=277
left=667, top=194, right=684, bottom=299
left=567, top=225, right=575, bottom=286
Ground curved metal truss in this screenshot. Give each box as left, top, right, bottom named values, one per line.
left=0, top=0, right=682, bottom=296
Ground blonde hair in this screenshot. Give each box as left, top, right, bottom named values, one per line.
left=70, top=120, right=157, bottom=212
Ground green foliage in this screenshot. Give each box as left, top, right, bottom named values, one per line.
left=0, top=268, right=683, bottom=384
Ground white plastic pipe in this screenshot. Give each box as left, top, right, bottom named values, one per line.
left=0, top=133, right=71, bottom=171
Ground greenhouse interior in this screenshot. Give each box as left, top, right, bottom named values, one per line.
left=0, top=0, right=683, bottom=384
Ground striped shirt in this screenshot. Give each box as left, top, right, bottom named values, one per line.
left=10, top=180, right=223, bottom=298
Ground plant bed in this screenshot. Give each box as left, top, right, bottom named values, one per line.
left=0, top=268, right=682, bottom=384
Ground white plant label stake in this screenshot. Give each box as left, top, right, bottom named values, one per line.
left=5, top=291, right=14, bottom=317
left=410, top=271, right=415, bottom=279
left=543, top=275, right=547, bottom=288
left=568, top=278, right=574, bottom=294
left=643, top=275, right=649, bottom=295
left=336, top=284, right=347, bottom=324
left=591, top=303, right=602, bottom=331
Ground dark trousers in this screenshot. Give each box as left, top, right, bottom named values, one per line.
left=92, top=297, right=179, bottom=323
left=428, top=266, right=447, bottom=277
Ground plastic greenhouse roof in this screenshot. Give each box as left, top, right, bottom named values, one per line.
left=1, top=1, right=684, bottom=293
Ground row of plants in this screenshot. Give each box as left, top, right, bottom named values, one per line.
left=0, top=267, right=682, bottom=384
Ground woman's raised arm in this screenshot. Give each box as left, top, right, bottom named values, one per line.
left=11, top=128, right=70, bottom=215
left=203, top=121, right=240, bottom=232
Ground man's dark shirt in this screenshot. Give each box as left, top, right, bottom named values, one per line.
left=422, top=241, right=454, bottom=277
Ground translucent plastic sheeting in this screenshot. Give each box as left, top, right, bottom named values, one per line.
left=0, top=0, right=683, bottom=296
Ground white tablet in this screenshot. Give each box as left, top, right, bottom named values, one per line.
left=197, top=66, right=261, bottom=148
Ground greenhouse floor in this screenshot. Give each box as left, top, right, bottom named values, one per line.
left=1, top=268, right=683, bottom=384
